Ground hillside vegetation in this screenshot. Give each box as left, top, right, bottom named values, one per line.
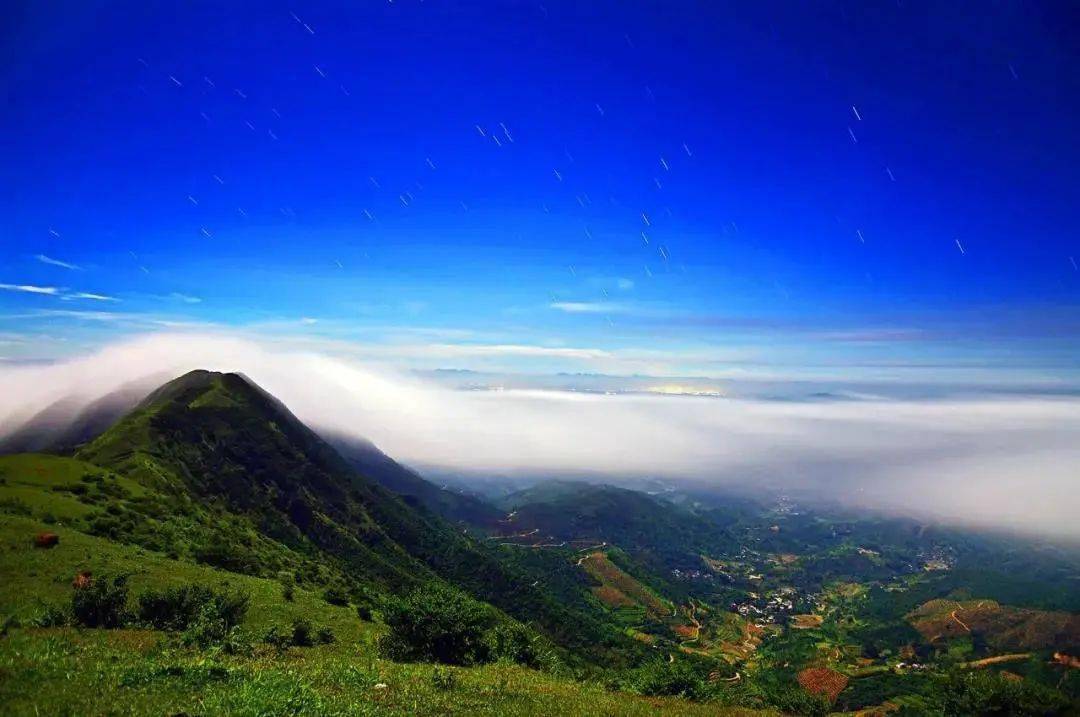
left=0, top=514, right=760, bottom=716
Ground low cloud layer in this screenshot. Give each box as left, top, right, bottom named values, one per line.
left=1, top=333, right=1078, bottom=540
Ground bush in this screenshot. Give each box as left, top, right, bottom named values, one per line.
left=192, top=539, right=257, bottom=574
left=137, top=584, right=249, bottom=632
left=263, top=625, right=292, bottom=650
left=263, top=618, right=324, bottom=649
left=0, top=497, right=32, bottom=516
left=180, top=604, right=249, bottom=653
left=935, top=670, right=1069, bottom=716
left=432, top=667, right=457, bottom=691
left=33, top=604, right=71, bottom=627
left=1, top=615, right=21, bottom=636
left=323, top=585, right=349, bottom=606
left=763, top=687, right=831, bottom=717
left=356, top=603, right=373, bottom=622
left=72, top=574, right=129, bottom=628
left=622, top=658, right=707, bottom=699
left=290, top=618, right=314, bottom=647
left=378, top=583, right=494, bottom=665
left=485, top=622, right=558, bottom=671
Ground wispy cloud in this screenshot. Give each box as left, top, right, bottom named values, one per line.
left=2, top=282, right=118, bottom=303
left=35, top=254, right=80, bottom=270
left=33, top=309, right=130, bottom=321
left=0, top=283, right=61, bottom=295
left=170, top=293, right=202, bottom=304
left=425, top=343, right=612, bottom=360
left=550, top=301, right=629, bottom=314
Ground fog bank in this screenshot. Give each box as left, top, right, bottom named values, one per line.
left=1, top=333, right=1077, bottom=539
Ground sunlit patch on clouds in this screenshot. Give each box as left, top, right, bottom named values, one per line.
left=0, top=332, right=1078, bottom=540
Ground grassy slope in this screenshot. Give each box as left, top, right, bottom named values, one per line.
left=71, top=371, right=634, bottom=661
left=0, top=514, right=767, bottom=717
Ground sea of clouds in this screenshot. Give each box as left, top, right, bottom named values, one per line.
left=1, top=332, right=1077, bottom=540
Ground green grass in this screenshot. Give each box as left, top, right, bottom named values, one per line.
left=0, top=629, right=768, bottom=716
left=0, top=454, right=146, bottom=523
left=0, top=513, right=767, bottom=716
left=0, top=514, right=361, bottom=636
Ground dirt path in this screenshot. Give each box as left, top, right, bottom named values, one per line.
left=950, top=609, right=971, bottom=633
left=574, top=544, right=607, bottom=566
left=962, top=653, right=1032, bottom=669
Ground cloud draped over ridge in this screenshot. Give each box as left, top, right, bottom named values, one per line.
left=0, top=333, right=1077, bottom=539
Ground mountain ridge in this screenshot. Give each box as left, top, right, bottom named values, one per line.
left=73, top=369, right=638, bottom=662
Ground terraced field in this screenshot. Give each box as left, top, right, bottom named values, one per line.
left=906, top=598, right=1080, bottom=651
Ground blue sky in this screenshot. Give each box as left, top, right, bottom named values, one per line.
left=1, top=1, right=1078, bottom=381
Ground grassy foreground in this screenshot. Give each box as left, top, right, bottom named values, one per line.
left=0, top=514, right=766, bottom=716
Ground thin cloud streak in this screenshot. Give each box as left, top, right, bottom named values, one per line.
left=0, top=283, right=60, bottom=295
left=35, top=254, right=80, bottom=270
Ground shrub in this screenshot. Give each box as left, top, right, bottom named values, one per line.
left=290, top=618, right=315, bottom=647
left=378, top=583, right=494, bottom=665
left=33, top=604, right=71, bottom=627
left=485, top=622, right=558, bottom=671
left=192, top=539, right=258, bottom=574
left=356, top=603, right=373, bottom=622
left=262, top=618, right=324, bottom=649
left=137, top=584, right=249, bottom=632
left=181, top=605, right=229, bottom=650
left=935, top=670, right=1069, bottom=716
left=71, top=574, right=129, bottom=628
left=179, top=604, right=251, bottom=653
left=323, top=585, right=349, bottom=606
left=263, top=625, right=293, bottom=650
left=763, top=687, right=831, bottom=717
left=432, top=667, right=457, bottom=691
left=0, top=497, right=32, bottom=516
left=1, top=615, right=21, bottom=636
left=622, top=658, right=707, bottom=699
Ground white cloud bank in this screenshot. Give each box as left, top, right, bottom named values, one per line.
left=0, top=332, right=1077, bottom=539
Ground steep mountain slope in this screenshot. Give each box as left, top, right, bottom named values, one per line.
left=74, top=370, right=636, bottom=661
left=326, top=432, right=502, bottom=528
left=77, top=370, right=429, bottom=588
left=0, top=374, right=164, bottom=455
